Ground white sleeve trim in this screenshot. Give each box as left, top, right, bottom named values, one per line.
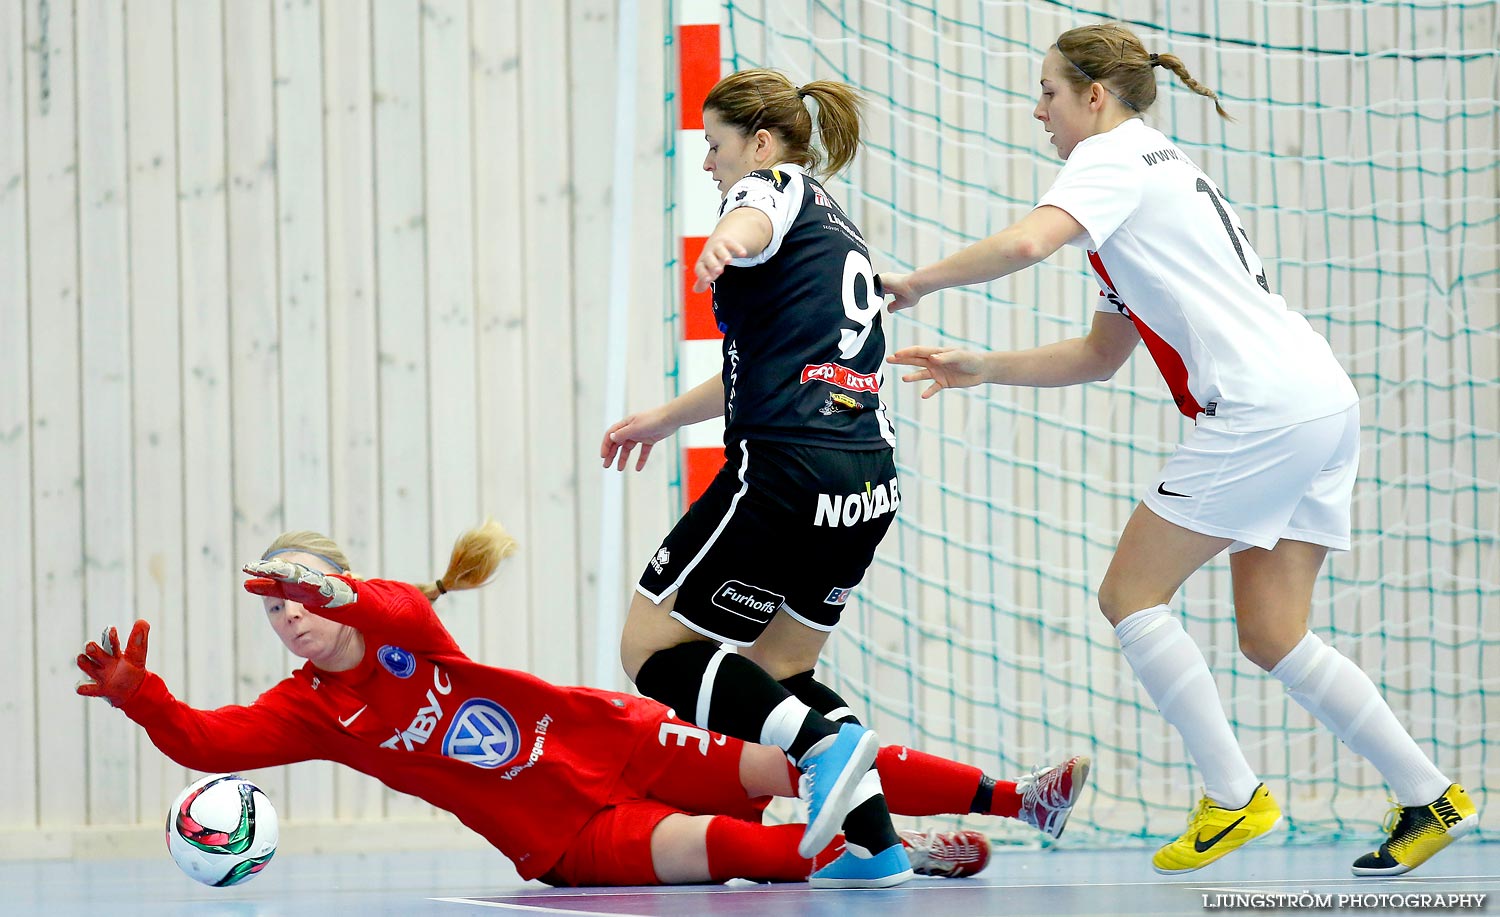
left=719, top=168, right=805, bottom=267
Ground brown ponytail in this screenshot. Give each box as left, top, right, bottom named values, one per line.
left=1055, top=23, right=1232, bottom=122
left=1152, top=51, right=1232, bottom=121
left=794, top=80, right=864, bottom=177
left=703, top=68, right=866, bottom=178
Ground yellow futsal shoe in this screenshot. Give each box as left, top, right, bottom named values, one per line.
left=1351, top=784, right=1477, bottom=877
left=1151, top=784, right=1281, bottom=875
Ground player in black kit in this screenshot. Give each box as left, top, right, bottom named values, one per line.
left=601, top=69, right=912, bottom=888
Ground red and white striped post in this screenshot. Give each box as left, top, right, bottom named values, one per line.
left=676, top=0, right=725, bottom=506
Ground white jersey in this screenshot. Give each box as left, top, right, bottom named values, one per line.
left=1037, top=118, right=1358, bottom=432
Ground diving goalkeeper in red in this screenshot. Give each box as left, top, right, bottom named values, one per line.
left=78, top=522, right=1089, bottom=886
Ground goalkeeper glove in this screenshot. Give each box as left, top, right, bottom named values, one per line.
left=242, top=559, right=357, bottom=609
left=76, top=620, right=150, bottom=707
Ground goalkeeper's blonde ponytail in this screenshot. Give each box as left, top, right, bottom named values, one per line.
left=418, top=519, right=519, bottom=603
left=263, top=520, right=518, bottom=605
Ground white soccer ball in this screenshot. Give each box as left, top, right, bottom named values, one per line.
left=165, top=774, right=279, bottom=886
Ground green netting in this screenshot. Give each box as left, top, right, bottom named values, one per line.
left=669, top=1, right=1498, bottom=847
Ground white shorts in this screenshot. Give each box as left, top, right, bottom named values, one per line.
left=1142, top=404, right=1360, bottom=553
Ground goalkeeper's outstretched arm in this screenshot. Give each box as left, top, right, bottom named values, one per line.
left=77, top=620, right=322, bottom=772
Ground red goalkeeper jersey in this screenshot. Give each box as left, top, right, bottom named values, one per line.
left=121, top=578, right=672, bottom=880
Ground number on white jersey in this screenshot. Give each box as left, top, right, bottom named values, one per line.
left=1195, top=178, right=1270, bottom=294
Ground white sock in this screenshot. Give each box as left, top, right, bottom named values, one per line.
left=760, top=696, right=813, bottom=751
left=1270, top=631, right=1450, bottom=805
left=1116, top=605, right=1261, bottom=809
left=849, top=768, right=883, bottom=808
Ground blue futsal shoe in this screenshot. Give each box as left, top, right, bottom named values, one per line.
left=810, top=842, right=915, bottom=889
left=796, top=723, right=880, bottom=858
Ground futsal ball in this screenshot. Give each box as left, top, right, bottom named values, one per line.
left=165, top=774, right=279, bottom=886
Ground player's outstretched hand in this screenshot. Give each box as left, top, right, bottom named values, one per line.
left=602, top=408, right=678, bottom=472
left=888, top=346, right=989, bottom=399
left=693, top=237, right=748, bottom=293
left=875, top=272, right=923, bottom=312
left=77, top=620, right=150, bottom=707
left=242, top=559, right=357, bottom=609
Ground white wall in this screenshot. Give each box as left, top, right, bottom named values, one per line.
left=1, top=0, right=677, bottom=846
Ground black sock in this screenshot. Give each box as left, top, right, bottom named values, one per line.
left=779, top=669, right=862, bottom=725
left=969, top=774, right=997, bottom=815
left=781, top=670, right=899, bottom=854
left=635, top=643, right=838, bottom=756
left=842, top=790, right=902, bottom=855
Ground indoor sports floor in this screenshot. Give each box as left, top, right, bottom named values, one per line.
left=8, top=840, right=1496, bottom=916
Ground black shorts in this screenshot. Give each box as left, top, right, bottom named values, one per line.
left=636, top=439, right=899, bottom=646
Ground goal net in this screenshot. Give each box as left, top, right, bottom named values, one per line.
left=670, top=0, right=1498, bottom=846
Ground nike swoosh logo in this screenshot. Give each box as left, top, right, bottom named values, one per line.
left=1157, top=483, right=1192, bottom=498
left=338, top=705, right=368, bottom=728
left=1193, top=816, right=1246, bottom=852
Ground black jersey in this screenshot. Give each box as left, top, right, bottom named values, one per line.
left=710, top=164, right=895, bottom=451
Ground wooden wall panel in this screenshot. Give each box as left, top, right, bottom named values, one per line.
left=223, top=0, right=289, bottom=813
left=516, top=1, right=580, bottom=686
left=422, top=0, right=482, bottom=659
left=567, top=0, right=616, bottom=693
left=320, top=0, right=387, bottom=822
left=176, top=0, right=237, bottom=816
left=77, top=0, right=136, bottom=824
left=0, top=0, right=36, bottom=829
left=471, top=0, right=533, bottom=675
left=273, top=0, right=336, bottom=824
left=27, top=0, right=86, bottom=828
left=124, top=0, right=187, bottom=825
left=370, top=0, right=434, bottom=823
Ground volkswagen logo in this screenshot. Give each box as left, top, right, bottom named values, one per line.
left=441, top=699, right=521, bottom=769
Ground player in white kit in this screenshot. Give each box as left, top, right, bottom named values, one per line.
left=881, top=22, right=1475, bottom=877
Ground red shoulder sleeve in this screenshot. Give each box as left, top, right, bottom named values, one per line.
left=312, top=578, right=462, bottom=653
left=118, top=673, right=325, bottom=772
